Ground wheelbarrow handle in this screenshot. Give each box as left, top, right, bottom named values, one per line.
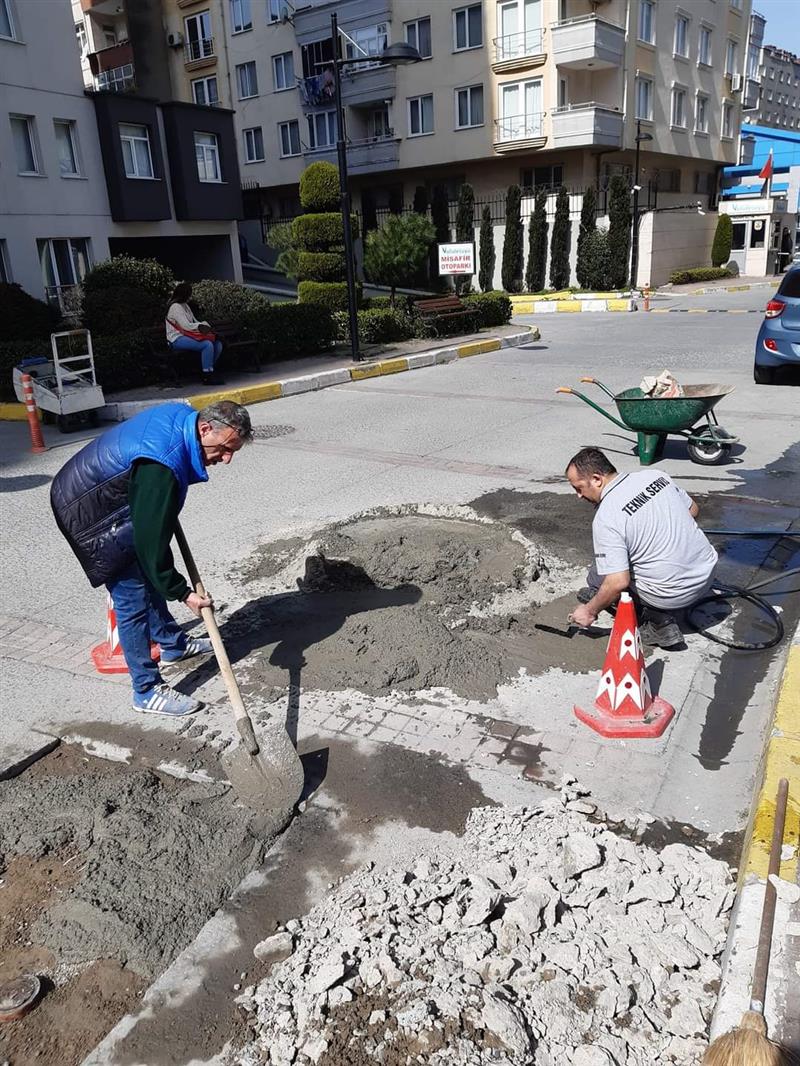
left=555, top=385, right=630, bottom=432
left=555, top=386, right=574, bottom=394
left=579, top=376, right=597, bottom=383
left=579, top=377, right=617, bottom=400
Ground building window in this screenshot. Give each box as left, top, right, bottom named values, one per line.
left=0, top=240, right=10, bottom=283
left=768, top=66, right=774, bottom=79
left=455, top=84, right=484, bottom=128
left=695, top=93, right=709, bottom=133
left=230, top=0, right=251, bottom=33
left=695, top=171, right=714, bottom=195
left=243, top=126, right=264, bottom=162
left=671, top=87, right=687, bottom=127
left=638, top=0, right=655, bottom=44
left=37, top=238, right=91, bottom=304
left=273, top=51, right=294, bottom=91
left=75, top=20, right=88, bottom=59
left=722, top=101, right=734, bottom=138
left=635, top=77, right=653, bottom=121
left=0, top=0, right=15, bottom=39
left=730, top=0, right=742, bottom=9
left=278, top=119, right=300, bottom=156
left=725, top=39, right=739, bottom=76
left=674, top=15, right=689, bottom=58
left=498, top=79, right=543, bottom=139
left=344, top=23, right=388, bottom=65
left=54, top=120, right=80, bottom=176
left=306, top=111, right=336, bottom=150
left=408, top=93, right=434, bottom=135
left=453, top=4, right=482, bottom=51
left=405, top=16, right=432, bottom=59
left=236, top=60, right=258, bottom=98
left=520, top=164, right=563, bottom=190
left=730, top=221, right=745, bottom=250
left=120, top=123, right=154, bottom=178
left=655, top=168, right=681, bottom=193
left=10, top=116, right=39, bottom=174
left=192, top=75, right=219, bottom=106
left=369, top=106, right=391, bottom=138
left=194, top=131, right=221, bottom=181
left=698, top=26, right=711, bottom=66
left=268, top=0, right=289, bottom=22
left=184, top=11, right=214, bottom=61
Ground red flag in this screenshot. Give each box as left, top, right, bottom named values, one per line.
left=758, top=149, right=774, bottom=181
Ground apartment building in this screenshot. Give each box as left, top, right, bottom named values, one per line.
left=0, top=0, right=241, bottom=305
left=742, top=43, right=800, bottom=132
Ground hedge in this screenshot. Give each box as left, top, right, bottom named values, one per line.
left=295, top=251, right=347, bottom=283
left=299, top=161, right=340, bottom=213
left=297, top=280, right=352, bottom=312
left=668, top=266, right=732, bottom=285
left=83, top=254, right=173, bottom=297
left=1, top=284, right=58, bottom=342
left=190, top=279, right=266, bottom=324
left=462, top=291, right=512, bottom=328
left=246, top=301, right=335, bottom=357
left=333, top=308, right=415, bottom=344
left=291, top=213, right=359, bottom=250
left=82, top=286, right=164, bottom=334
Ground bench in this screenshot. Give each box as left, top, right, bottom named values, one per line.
left=412, top=295, right=476, bottom=337
left=144, top=321, right=262, bottom=387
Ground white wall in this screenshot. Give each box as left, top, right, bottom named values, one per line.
left=636, top=209, right=718, bottom=287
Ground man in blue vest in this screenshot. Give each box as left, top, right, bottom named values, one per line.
left=51, top=400, right=252, bottom=716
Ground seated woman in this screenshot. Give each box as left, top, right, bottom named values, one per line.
left=165, top=282, right=224, bottom=386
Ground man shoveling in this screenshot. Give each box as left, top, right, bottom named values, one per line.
left=51, top=400, right=252, bottom=716
left=565, top=447, right=717, bottom=649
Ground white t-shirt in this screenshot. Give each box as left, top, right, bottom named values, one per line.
left=165, top=302, right=202, bottom=343
left=592, top=469, right=718, bottom=610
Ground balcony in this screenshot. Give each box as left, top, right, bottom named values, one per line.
left=184, top=37, right=215, bottom=70
left=94, top=63, right=135, bottom=93
left=88, top=40, right=132, bottom=76
left=743, top=77, right=761, bottom=111
left=551, top=15, right=625, bottom=69
left=492, top=29, right=547, bottom=74
left=551, top=102, right=623, bottom=148
left=340, top=63, right=396, bottom=108
left=493, top=112, right=547, bottom=152
left=303, top=134, right=400, bottom=174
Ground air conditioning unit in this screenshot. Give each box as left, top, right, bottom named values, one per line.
left=730, top=72, right=743, bottom=92
left=166, top=30, right=184, bottom=48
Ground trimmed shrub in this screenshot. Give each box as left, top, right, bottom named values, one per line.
left=245, top=301, right=335, bottom=358
left=1, top=283, right=57, bottom=342
left=711, top=214, right=733, bottom=268
left=82, top=286, right=164, bottom=334
left=297, top=280, right=352, bottom=312
left=82, top=254, right=173, bottom=297
left=501, top=185, right=524, bottom=294
left=411, top=308, right=480, bottom=339
left=669, top=266, right=732, bottom=285
left=430, top=185, right=451, bottom=290
left=190, top=279, right=266, bottom=325
left=607, top=176, right=631, bottom=288
left=454, top=183, right=475, bottom=294
left=362, top=295, right=393, bottom=310
left=334, top=308, right=415, bottom=344
left=462, top=291, right=512, bottom=328
left=363, top=213, right=436, bottom=304
left=575, top=185, right=598, bottom=290
left=525, top=188, right=548, bottom=293
left=295, top=251, right=347, bottom=282
left=478, top=206, right=495, bottom=293
left=291, top=213, right=358, bottom=250
left=299, top=161, right=340, bottom=213
left=413, top=186, right=429, bottom=215
left=549, top=185, right=571, bottom=290
left=582, top=229, right=612, bottom=291
left=388, top=187, right=404, bottom=215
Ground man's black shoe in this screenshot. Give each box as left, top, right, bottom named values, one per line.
left=639, top=619, right=684, bottom=649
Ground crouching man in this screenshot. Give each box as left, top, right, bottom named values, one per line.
left=51, top=400, right=252, bottom=716
left=565, top=447, right=717, bottom=649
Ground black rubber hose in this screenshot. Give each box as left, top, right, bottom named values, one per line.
left=686, top=568, right=800, bottom=652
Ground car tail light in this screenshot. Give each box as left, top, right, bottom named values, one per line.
left=765, top=299, right=785, bottom=318
left=764, top=338, right=778, bottom=351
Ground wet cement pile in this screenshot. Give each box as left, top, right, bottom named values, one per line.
left=227, top=509, right=601, bottom=703
left=0, top=753, right=270, bottom=978
left=233, top=784, right=733, bottom=1066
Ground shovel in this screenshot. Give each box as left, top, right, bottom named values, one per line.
left=175, top=521, right=305, bottom=813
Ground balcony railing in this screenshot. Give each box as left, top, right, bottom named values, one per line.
left=550, top=14, right=625, bottom=69
left=493, top=29, right=545, bottom=63
left=94, top=63, right=135, bottom=92
left=184, top=37, right=214, bottom=63
left=551, top=101, right=623, bottom=147
left=494, top=112, right=545, bottom=143
left=343, top=30, right=388, bottom=71
left=302, top=133, right=400, bottom=172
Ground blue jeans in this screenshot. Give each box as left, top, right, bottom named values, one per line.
left=169, top=335, right=223, bottom=373
left=107, top=563, right=187, bottom=694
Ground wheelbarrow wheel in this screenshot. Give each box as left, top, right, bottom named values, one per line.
left=687, top=431, right=729, bottom=465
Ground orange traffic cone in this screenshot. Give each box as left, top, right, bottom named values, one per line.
left=573, top=592, right=675, bottom=739
left=91, top=593, right=160, bottom=675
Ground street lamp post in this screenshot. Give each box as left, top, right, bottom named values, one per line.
left=328, top=12, right=421, bottom=362
left=629, top=118, right=653, bottom=290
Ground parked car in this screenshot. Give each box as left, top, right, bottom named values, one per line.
left=754, top=265, right=800, bottom=384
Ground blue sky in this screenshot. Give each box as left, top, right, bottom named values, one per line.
left=756, top=0, right=800, bottom=56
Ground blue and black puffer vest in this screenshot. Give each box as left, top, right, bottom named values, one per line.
left=50, top=403, right=208, bottom=587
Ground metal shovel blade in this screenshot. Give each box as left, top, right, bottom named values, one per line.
left=534, top=622, right=577, bottom=639
left=222, top=717, right=305, bottom=812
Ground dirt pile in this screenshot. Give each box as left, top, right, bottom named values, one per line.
left=232, top=783, right=732, bottom=1066
left=0, top=754, right=270, bottom=978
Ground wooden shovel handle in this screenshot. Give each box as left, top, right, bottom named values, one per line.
left=174, top=521, right=259, bottom=755
left=749, top=777, right=789, bottom=1012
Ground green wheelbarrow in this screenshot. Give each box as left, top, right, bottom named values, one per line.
left=557, top=377, right=738, bottom=465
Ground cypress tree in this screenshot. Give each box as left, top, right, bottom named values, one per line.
left=413, top=186, right=429, bottom=215
left=525, top=188, right=548, bottom=293
left=575, top=185, right=598, bottom=290
left=584, top=228, right=612, bottom=291
left=454, top=183, right=475, bottom=294
left=478, top=205, right=495, bottom=293
left=549, top=185, right=571, bottom=290
left=388, top=186, right=404, bottom=215
left=501, top=185, right=523, bottom=293
left=430, top=185, right=451, bottom=290
left=711, top=214, right=733, bottom=267
left=607, top=175, right=631, bottom=289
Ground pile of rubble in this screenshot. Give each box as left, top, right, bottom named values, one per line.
left=234, top=785, right=733, bottom=1066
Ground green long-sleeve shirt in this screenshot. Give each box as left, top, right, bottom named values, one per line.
left=128, top=460, right=190, bottom=602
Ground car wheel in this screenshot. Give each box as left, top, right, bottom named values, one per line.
left=754, top=364, right=776, bottom=385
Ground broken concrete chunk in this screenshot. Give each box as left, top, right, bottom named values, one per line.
left=308, top=955, right=346, bottom=996
left=482, top=994, right=532, bottom=1057
left=253, top=932, right=294, bottom=964
left=571, top=1048, right=615, bottom=1066
left=769, top=874, right=800, bottom=904
left=626, top=873, right=676, bottom=905
left=561, top=833, right=602, bottom=880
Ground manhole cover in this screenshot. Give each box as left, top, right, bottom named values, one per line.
left=252, top=425, right=296, bottom=440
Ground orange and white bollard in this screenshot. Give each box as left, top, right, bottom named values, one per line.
left=91, top=593, right=160, bottom=674
left=643, top=284, right=651, bottom=312
left=20, top=373, right=47, bottom=454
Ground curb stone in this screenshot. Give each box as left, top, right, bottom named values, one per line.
left=511, top=296, right=634, bottom=314
left=0, top=329, right=537, bottom=424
